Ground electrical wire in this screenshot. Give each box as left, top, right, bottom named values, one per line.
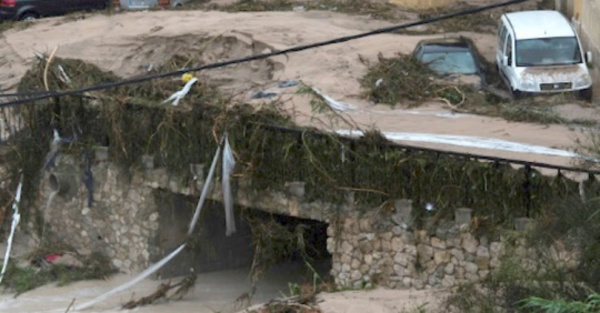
left=0, top=0, right=529, bottom=107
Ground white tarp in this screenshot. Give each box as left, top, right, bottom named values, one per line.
left=77, top=139, right=223, bottom=311
left=222, top=133, right=237, bottom=237
left=336, top=129, right=583, bottom=158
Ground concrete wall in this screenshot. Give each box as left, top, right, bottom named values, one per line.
left=573, top=0, right=600, bottom=101
left=31, top=155, right=578, bottom=290
left=326, top=204, right=577, bottom=290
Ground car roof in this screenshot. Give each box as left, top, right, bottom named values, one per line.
left=504, top=10, right=575, bottom=40
left=416, top=38, right=473, bottom=53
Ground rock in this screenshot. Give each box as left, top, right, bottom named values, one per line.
left=465, top=273, right=479, bottom=282
left=341, top=254, right=351, bottom=264
left=149, top=212, right=158, bottom=222
left=475, top=256, right=490, bottom=270
left=381, top=232, right=393, bottom=241
left=360, top=264, right=370, bottom=275
left=391, top=237, right=403, bottom=252
left=416, top=230, right=428, bottom=242
left=404, top=244, right=417, bottom=255
left=450, top=248, right=465, bottom=262
left=479, top=270, right=490, bottom=279
left=465, top=262, right=478, bottom=274
left=426, top=261, right=437, bottom=274
left=359, top=219, right=372, bottom=232
left=393, top=264, right=405, bottom=276
left=445, top=262, right=455, bottom=275
left=431, top=237, right=446, bottom=249
left=402, top=277, right=412, bottom=288
left=476, top=246, right=490, bottom=258
left=342, top=263, right=351, bottom=272
left=394, top=253, right=409, bottom=267
left=351, top=270, right=362, bottom=281
left=359, top=239, right=373, bottom=254
left=456, top=266, right=465, bottom=279
left=434, top=250, right=450, bottom=264
left=490, top=257, right=500, bottom=269
left=490, top=242, right=502, bottom=259
left=392, top=226, right=404, bottom=235
left=417, top=244, right=434, bottom=261
left=461, top=233, right=478, bottom=254
left=351, top=258, right=361, bottom=270
left=441, top=275, right=456, bottom=287
left=373, top=240, right=382, bottom=251
left=341, top=241, right=353, bottom=255
left=364, top=254, right=373, bottom=265
left=112, top=259, right=123, bottom=269
left=428, top=274, right=441, bottom=286
left=381, top=240, right=392, bottom=252
left=413, top=279, right=424, bottom=290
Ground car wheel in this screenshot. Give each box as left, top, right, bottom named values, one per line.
left=19, top=12, right=39, bottom=21
left=579, top=88, right=592, bottom=102
left=510, top=88, right=522, bottom=100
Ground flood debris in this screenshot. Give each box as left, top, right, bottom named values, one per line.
left=121, top=270, right=197, bottom=309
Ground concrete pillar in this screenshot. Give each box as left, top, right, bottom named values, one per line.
left=454, top=208, right=472, bottom=226
left=286, top=181, right=306, bottom=199
left=514, top=217, right=531, bottom=232
left=141, top=154, right=154, bottom=170
left=94, top=146, right=109, bottom=162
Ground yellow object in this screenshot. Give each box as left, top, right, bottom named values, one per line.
left=181, top=73, right=194, bottom=83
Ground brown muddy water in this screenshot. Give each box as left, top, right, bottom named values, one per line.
left=0, top=260, right=330, bottom=313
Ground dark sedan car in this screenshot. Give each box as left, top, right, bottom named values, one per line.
left=0, top=0, right=108, bottom=21
left=413, top=37, right=488, bottom=87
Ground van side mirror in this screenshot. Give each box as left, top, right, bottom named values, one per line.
left=586, top=51, right=593, bottom=64
left=502, top=55, right=509, bottom=66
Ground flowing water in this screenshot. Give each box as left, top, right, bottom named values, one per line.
left=0, top=260, right=330, bottom=313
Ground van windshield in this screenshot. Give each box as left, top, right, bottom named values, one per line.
left=516, top=37, right=582, bottom=66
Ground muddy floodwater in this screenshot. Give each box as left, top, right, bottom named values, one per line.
left=0, top=260, right=328, bottom=313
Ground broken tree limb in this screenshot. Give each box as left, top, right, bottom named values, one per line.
left=43, top=46, right=59, bottom=91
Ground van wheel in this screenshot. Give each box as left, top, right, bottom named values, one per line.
left=510, top=88, right=522, bottom=100
left=19, top=12, right=39, bottom=21
left=579, top=88, right=592, bottom=102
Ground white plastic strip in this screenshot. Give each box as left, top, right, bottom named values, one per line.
left=163, top=78, right=199, bottom=106
left=336, top=129, right=582, bottom=158
left=310, top=87, right=356, bottom=112
left=0, top=175, right=23, bottom=284
left=188, top=141, right=222, bottom=236
left=76, top=140, right=224, bottom=311
left=222, top=133, right=236, bottom=237
left=74, top=243, right=186, bottom=311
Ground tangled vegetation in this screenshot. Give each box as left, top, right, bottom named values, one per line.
left=361, top=52, right=592, bottom=126
left=7, top=56, right=595, bottom=235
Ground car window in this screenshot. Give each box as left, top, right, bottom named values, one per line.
left=421, top=51, right=478, bottom=75
left=498, top=23, right=507, bottom=50
left=516, top=37, right=582, bottom=66
left=505, top=34, right=513, bottom=65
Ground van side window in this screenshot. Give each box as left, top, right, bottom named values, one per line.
left=498, top=23, right=507, bottom=49
left=505, top=34, right=513, bottom=66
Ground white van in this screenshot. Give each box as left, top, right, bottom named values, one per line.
left=496, top=10, right=593, bottom=100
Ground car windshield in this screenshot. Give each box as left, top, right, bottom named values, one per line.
left=516, top=37, right=582, bottom=66
left=420, top=51, right=478, bottom=75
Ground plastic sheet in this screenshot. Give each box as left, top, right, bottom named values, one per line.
left=0, top=175, right=23, bottom=284
left=222, top=133, right=236, bottom=237
left=163, top=77, right=198, bottom=106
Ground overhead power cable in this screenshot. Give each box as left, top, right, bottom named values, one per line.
left=0, top=0, right=529, bottom=107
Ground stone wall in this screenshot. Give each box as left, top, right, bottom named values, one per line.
left=326, top=200, right=578, bottom=290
